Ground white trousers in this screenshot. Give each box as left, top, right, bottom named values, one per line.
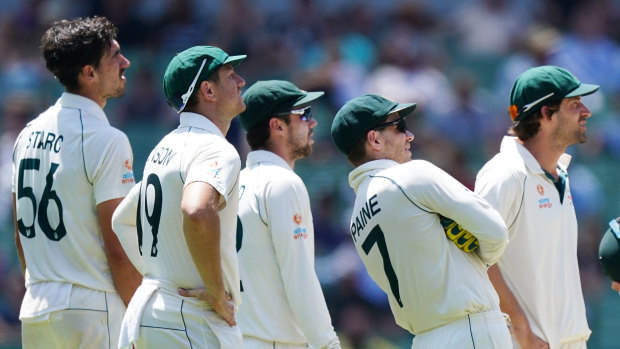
left=132, top=288, right=242, bottom=349
left=243, top=335, right=310, bottom=349
left=21, top=285, right=125, bottom=349
left=412, top=310, right=512, bottom=349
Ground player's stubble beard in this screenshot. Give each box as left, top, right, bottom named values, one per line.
left=288, top=130, right=313, bottom=160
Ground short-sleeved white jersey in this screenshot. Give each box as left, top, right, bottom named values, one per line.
left=347, top=159, right=508, bottom=334
left=236, top=150, right=339, bottom=348
left=131, top=112, right=241, bottom=305
left=12, top=92, right=135, bottom=291
left=475, top=136, right=590, bottom=347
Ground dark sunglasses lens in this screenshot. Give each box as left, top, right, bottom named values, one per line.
left=396, top=119, right=407, bottom=133
left=302, top=108, right=312, bottom=121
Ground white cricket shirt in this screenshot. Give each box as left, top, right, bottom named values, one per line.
left=475, top=136, right=591, bottom=347
left=12, top=93, right=134, bottom=317
left=348, top=159, right=508, bottom=334
left=125, top=112, right=241, bottom=304
left=236, top=150, right=339, bottom=348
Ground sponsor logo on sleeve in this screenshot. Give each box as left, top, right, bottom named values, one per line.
left=537, top=184, right=544, bottom=195
left=208, top=160, right=222, bottom=179
left=122, top=158, right=134, bottom=184
left=292, top=213, right=307, bottom=240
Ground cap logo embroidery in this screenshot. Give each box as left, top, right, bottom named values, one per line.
left=509, top=105, right=518, bottom=121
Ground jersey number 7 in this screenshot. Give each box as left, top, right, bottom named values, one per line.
left=362, top=225, right=403, bottom=308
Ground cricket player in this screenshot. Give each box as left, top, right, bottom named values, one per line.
left=111, top=45, right=246, bottom=348
left=11, top=16, right=140, bottom=348
left=330, top=94, right=511, bottom=348
left=475, top=65, right=598, bottom=349
left=236, top=80, right=341, bottom=349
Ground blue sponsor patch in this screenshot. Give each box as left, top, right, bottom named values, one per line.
left=538, top=197, right=552, bottom=209
left=293, top=227, right=308, bottom=240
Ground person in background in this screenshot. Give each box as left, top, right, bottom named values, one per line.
left=11, top=16, right=140, bottom=348
left=236, top=80, right=341, bottom=349
left=476, top=65, right=598, bottom=349
left=331, top=94, right=510, bottom=348
left=112, top=45, right=247, bottom=349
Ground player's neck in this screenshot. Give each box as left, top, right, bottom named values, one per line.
left=521, top=136, right=564, bottom=177
left=267, top=145, right=296, bottom=169
left=69, top=87, right=107, bottom=109
left=192, top=104, right=233, bottom=135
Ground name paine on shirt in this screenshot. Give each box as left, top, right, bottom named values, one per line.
left=148, top=146, right=177, bottom=166
left=26, top=130, right=63, bottom=153
left=350, top=194, right=381, bottom=243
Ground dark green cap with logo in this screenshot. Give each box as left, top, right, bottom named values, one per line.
left=239, top=80, right=324, bottom=131
left=331, top=94, right=416, bottom=155
left=509, top=65, right=599, bottom=122
left=599, top=217, right=620, bottom=282
left=163, top=46, right=246, bottom=113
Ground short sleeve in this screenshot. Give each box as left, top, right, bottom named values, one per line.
left=184, top=140, right=241, bottom=203
left=88, top=128, right=135, bottom=205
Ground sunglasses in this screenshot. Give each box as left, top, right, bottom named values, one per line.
left=371, top=117, right=407, bottom=133
left=275, top=106, right=312, bottom=122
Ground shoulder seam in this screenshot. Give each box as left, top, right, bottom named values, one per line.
left=369, top=174, right=430, bottom=213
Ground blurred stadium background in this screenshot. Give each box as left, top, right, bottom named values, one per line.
left=1, top=0, right=620, bottom=347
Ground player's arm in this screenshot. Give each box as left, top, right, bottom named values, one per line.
left=180, top=181, right=235, bottom=326
left=476, top=166, right=548, bottom=348
left=111, top=182, right=143, bottom=274
left=12, top=193, right=26, bottom=276
left=267, top=178, right=340, bottom=348
left=98, top=197, right=142, bottom=306
left=411, top=161, right=508, bottom=265
left=489, top=265, right=549, bottom=348
left=612, top=281, right=620, bottom=292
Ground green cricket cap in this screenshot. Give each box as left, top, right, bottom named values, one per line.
left=331, top=94, right=416, bottom=155
left=599, top=217, right=620, bottom=282
left=163, top=46, right=246, bottom=112
left=509, top=65, right=599, bottom=122
left=239, top=80, right=324, bottom=131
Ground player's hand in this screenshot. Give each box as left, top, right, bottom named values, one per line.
left=510, top=319, right=549, bottom=349
left=612, top=281, right=620, bottom=292
left=439, top=216, right=479, bottom=252
left=178, top=287, right=237, bottom=326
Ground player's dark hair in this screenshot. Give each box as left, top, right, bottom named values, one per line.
left=509, top=100, right=560, bottom=141
left=347, top=135, right=368, bottom=166
left=246, top=114, right=291, bottom=150
left=40, top=16, right=118, bottom=92
left=183, top=69, right=221, bottom=113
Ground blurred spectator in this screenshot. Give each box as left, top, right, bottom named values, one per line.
left=551, top=0, right=620, bottom=99
left=495, top=25, right=560, bottom=100
left=363, top=24, right=456, bottom=118
left=450, top=0, right=524, bottom=57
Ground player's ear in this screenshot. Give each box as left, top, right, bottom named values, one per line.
left=366, top=130, right=382, bottom=151
left=80, top=65, right=96, bottom=81
left=269, top=117, right=286, bottom=133
left=540, top=105, right=554, bottom=120
left=199, top=81, right=216, bottom=102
